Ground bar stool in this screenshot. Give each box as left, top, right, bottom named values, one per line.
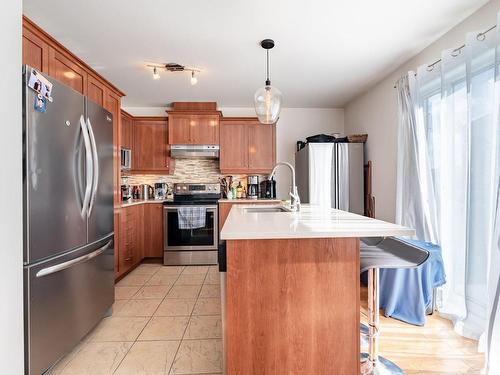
left=359, top=237, right=429, bottom=375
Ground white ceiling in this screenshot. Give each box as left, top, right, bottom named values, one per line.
left=23, top=0, right=487, bottom=108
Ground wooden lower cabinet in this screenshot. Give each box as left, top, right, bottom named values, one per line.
left=225, top=238, right=360, bottom=374
left=114, top=210, right=121, bottom=279
left=143, top=203, right=164, bottom=258
left=116, top=203, right=164, bottom=278
left=118, top=205, right=142, bottom=276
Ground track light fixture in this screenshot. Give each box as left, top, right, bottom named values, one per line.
left=147, top=63, right=201, bottom=85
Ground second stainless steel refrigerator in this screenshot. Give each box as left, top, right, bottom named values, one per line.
left=295, top=142, right=364, bottom=215
left=23, top=66, right=114, bottom=375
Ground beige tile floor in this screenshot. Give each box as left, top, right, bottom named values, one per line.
left=48, top=264, right=222, bottom=375
left=47, top=263, right=483, bottom=375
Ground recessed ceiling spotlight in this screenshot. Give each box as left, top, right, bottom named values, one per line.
left=147, top=63, right=201, bottom=85
left=190, top=71, right=198, bottom=86
left=152, top=66, right=160, bottom=80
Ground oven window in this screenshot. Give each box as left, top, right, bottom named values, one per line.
left=166, top=210, right=215, bottom=247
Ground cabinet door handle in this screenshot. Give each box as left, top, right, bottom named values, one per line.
left=124, top=257, right=133, bottom=262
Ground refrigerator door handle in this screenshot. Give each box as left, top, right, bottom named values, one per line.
left=35, top=239, right=112, bottom=278
left=334, top=144, right=339, bottom=209
left=337, top=144, right=350, bottom=211
left=86, top=117, right=99, bottom=217
left=79, top=115, right=93, bottom=218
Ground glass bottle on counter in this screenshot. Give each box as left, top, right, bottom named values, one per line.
left=236, top=182, right=243, bottom=199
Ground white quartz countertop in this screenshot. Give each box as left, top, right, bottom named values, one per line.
left=218, top=198, right=282, bottom=203
left=121, top=198, right=171, bottom=208
left=220, top=204, right=414, bottom=240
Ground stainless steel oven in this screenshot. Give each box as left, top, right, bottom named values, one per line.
left=163, top=183, right=220, bottom=265
left=164, top=204, right=218, bottom=250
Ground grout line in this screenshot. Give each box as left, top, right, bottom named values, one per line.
left=112, top=264, right=183, bottom=375
left=166, top=268, right=210, bottom=375
left=111, top=265, right=163, bottom=374
left=55, top=266, right=165, bottom=375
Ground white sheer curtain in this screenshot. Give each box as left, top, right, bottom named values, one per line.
left=486, top=14, right=500, bottom=374
left=396, top=13, right=500, bottom=372
left=395, top=74, right=439, bottom=244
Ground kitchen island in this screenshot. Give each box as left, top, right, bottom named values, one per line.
left=220, top=204, right=413, bottom=375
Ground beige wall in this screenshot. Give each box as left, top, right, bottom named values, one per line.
left=124, top=107, right=344, bottom=199
left=343, top=0, right=500, bottom=222
left=0, top=0, right=24, bottom=372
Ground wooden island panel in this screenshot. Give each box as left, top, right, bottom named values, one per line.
left=226, top=237, right=360, bottom=375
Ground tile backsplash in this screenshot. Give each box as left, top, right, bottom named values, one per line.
left=122, top=159, right=264, bottom=191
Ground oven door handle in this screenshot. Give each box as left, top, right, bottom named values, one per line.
left=164, top=205, right=217, bottom=210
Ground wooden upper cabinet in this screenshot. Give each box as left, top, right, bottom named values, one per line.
left=190, top=115, right=219, bottom=144
left=87, top=75, right=106, bottom=106
left=168, top=112, right=220, bottom=145
left=248, top=123, right=275, bottom=171
left=22, top=16, right=124, bottom=98
left=48, top=48, right=87, bottom=94
left=220, top=118, right=276, bottom=174
left=168, top=115, right=191, bottom=144
left=22, top=16, right=128, bottom=278
left=104, top=91, right=122, bottom=208
left=120, top=111, right=133, bottom=150
left=22, top=26, right=49, bottom=72
left=133, top=118, right=170, bottom=173
left=219, top=121, right=248, bottom=173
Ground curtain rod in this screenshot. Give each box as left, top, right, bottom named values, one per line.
left=393, top=24, right=497, bottom=89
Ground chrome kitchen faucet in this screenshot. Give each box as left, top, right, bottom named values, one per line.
left=269, top=162, right=301, bottom=212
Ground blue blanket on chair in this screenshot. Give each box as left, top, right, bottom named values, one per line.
left=362, top=238, right=446, bottom=326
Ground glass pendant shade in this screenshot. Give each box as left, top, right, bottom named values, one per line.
left=254, top=84, right=282, bottom=124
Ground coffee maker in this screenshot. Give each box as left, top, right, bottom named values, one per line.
left=247, top=176, right=259, bottom=199
left=121, top=185, right=132, bottom=201
left=154, top=182, right=168, bottom=200
left=260, top=178, right=276, bottom=199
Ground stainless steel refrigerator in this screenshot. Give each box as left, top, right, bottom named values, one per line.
left=295, top=143, right=364, bottom=215
left=22, top=66, right=115, bottom=375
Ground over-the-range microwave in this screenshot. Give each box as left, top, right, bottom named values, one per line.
left=120, top=148, right=131, bottom=170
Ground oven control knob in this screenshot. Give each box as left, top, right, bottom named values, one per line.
left=183, top=186, right=187, bottom=190
left=207, top=186, right=212, bottom=190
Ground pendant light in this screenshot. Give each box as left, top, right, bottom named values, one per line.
left=254, top=39, right=282, bottom=124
